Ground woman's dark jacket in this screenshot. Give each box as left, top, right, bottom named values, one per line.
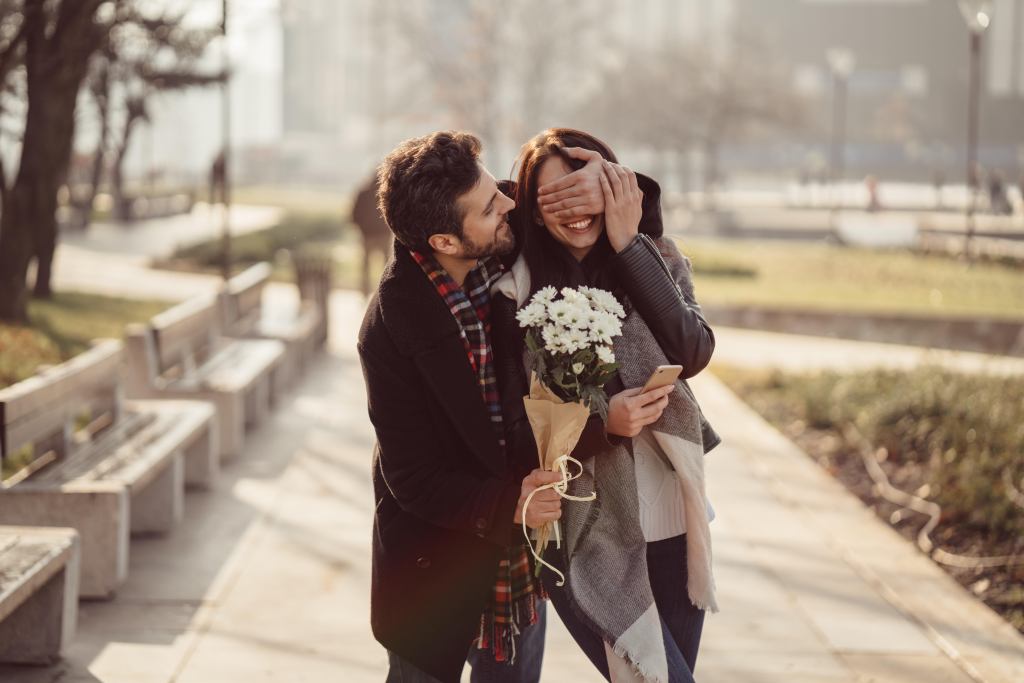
left=492, top=176, right=721, bottom=469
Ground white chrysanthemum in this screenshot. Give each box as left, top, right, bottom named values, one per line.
left=541, top=324, right=569, bottom=353
left=585, top=288, right=626, bottom=319
left=533, top=286, right=557, bottom=305
left=596, top=345, right=615, bottom=365
left=563, top=328, right=590, bottom=354
left=515, top=301, right=547, bottom=328
left=546, top=300, right=574, bottom=325
left=560, top=287, right=588, bottom=305
left=588, top=314, right=622, bottom=345
left=562, top=299, right=591, bottom=330
left=572, top=362, right=585, bottom=374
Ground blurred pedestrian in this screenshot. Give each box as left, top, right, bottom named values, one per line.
left=351, top=174, right=393, bottom=296
left=988, top=170, right=1012, bottom=215
left=209, top=150, right=227, bottom=206
left=865, top=174, right=881, bottom=212
left=932, top=168, right=945, bottom=209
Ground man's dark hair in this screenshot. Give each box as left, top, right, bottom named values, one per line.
left=376, top=131, right=482, bottom=252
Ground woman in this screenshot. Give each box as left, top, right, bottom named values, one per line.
left=492, top=128, right=721, bottom=683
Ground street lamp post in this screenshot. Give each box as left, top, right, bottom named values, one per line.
left=826, top=48, right=855, bottom=216
left=220, top=0, right=232, bottom=281
left=958, top=0, right=993, bottom=259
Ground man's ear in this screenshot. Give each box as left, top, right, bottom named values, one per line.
left=427, top=232, right=461, bottom=255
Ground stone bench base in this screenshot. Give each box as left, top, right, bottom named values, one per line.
left=0, top=526, right=80, bottom=664
left=0, top=401, right=215, bottom=598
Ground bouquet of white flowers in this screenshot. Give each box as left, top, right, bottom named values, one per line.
left=516, top=285, right=626, bottom=583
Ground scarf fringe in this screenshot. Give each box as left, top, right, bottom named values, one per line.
left=607, top=639, right=670, bottom=683
left=475, top=590, right=544, bottom=665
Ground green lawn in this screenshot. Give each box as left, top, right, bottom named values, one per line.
left=231, top=185, right=349, bottom=218
left=679, top=237, right=1024, bottom=320
left=0, top=292, right=169, bottom=390
left=155, top=207, right=1024, bottom=318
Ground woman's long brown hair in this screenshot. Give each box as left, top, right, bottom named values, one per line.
left=510, top=128, right=620, bottom=298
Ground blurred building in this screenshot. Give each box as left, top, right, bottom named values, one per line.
left=279, top=0, right=450, bottom=189
left=734, top=0, right=1024, bottom=178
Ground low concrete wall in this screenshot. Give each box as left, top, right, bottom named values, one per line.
left=702, top=304, right=1024, bottom=357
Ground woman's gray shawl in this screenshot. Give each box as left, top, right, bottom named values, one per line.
left=493, top=237, right=718, bottom=683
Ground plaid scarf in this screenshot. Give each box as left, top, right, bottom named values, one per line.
left=410, top=249, right=545, bottom=664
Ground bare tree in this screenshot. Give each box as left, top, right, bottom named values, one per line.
left=77, top=6, right=222, bottom=227
left=389, top=1, right=506, bottom=154
left=386, top=0, right=609, bottom=167
left=0, top=0, right=111, bottom=318
left=578, top=28, right=807, bottom=201
left=0, top=0, right=27, bottom=211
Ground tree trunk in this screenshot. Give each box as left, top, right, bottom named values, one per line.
left=111, top=112, right=140, bottom=222
left=76, top=68, right=110, bottom=231
left=0, top=0, right=106, bottom=318
left=702, top=137, right=719, bottom=211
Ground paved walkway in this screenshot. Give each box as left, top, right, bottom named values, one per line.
left=2, top=287, right=1021, bottom=682
left=61, top=204, right=282, bottom=260
left=5, top=219, right=1022, bottom=682
left=710, top=325, right=1024, bottom=377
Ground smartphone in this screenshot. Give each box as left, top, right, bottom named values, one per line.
left=641, top=365, right=683, bottom=393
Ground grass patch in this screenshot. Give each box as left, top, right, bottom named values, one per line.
left=170, top=212, right=347, bottom=268
left=713, top=363, right=1024, bottom=632
left=680, top=237, right=1024, bottom=319
left=0, top=292, right=169, bottom=389
left=229, top=185, right=350, bottom=218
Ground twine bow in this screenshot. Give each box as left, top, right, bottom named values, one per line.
left=521, top=453, right=596, bottom=586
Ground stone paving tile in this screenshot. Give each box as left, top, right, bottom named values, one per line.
left=839, top=653, right=978, bottom=683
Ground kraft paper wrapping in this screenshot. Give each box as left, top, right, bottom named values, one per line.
left=521, top=373, right=595, bottom=584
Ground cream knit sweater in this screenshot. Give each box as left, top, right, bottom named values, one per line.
left=634, top=428, right=715, bottom=542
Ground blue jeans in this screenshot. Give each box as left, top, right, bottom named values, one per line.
left=385, top=604, right=547, bottom=683
left=544, top=534, right=705, bottom=683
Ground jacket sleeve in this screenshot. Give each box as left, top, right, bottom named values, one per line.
left=358, top=335, right=521, bottom=547
left=610, top=234, right=715, bottom=379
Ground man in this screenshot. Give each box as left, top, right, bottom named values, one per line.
left=358, top=131, right=607, bottom=683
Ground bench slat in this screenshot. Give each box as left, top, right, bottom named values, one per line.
left=180, top=339, right=284, bottom=392
left=25, top=401, right=210, bottom=490
left=152, top=295, right=219, bottom=372
left=0, top=340, right=121, bottom=424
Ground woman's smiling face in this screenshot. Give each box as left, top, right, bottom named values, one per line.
left=535, top=156, right=604, bottom=262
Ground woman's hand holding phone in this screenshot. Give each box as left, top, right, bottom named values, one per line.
left=606, top=384, right=674, bottom=438
left=606, top=366, right=681, bottom=438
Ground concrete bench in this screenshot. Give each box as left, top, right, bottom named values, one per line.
left=125, top=293, right=285, bottom=461
left=0, top=526, right=80, bottom=664
left=292, top=251, right=332, bottom=348
left=219, top=262, right=322, bottom=390
left=0, top=341, right=216, bottom=598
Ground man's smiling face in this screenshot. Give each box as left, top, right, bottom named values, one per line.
left=451, top=164, right=517, bottom=259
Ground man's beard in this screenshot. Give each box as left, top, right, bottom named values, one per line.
left=458, top=222, right=515, bottom=260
